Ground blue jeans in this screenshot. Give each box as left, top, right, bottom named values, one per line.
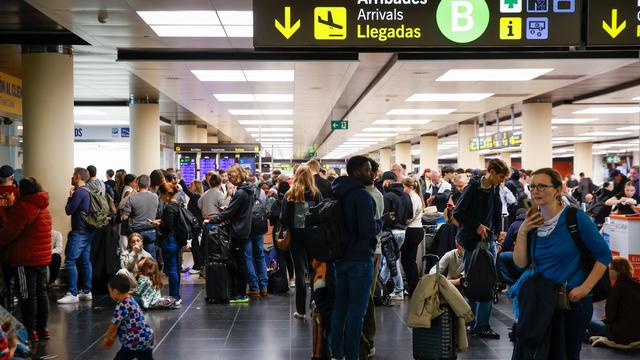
left=497, top=251, right=523, bottom=286
left=463, top=240, right=496, bottom=330
left=330, top=260, right=374, bottom=360
left=161, top=234, right=180, bottom=300
left=588, top=319, right=608, bottom=337
left=140, top=229, right=157, bottom=259
left=566, top=297, right=593, bottom=360
left=65, top=230, right=95, bottom=296
left=243, top=235, right=268, bottom=291
left=380, top=230, right=405, bottom=294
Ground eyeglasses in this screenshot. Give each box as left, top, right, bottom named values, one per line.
left=528, top=184, right=553, bottom=192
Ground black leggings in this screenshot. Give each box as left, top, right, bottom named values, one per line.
left=401, top=227, right=424, bottom=296
left=49, top=253, right=62, bottom=284
left=17, top=266, right=49, bottom=334
left=290, top=230, right=309, bottom=315
left=191, top=231, right=204, bottom=271
left=230, top=238, right=248, bottom=298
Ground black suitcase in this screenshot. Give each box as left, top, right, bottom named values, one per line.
left=412, top=255, right=457, bottom=360
left=205, top=262, right=230, bottom=304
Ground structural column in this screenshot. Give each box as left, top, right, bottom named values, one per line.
left=130, top=101, right=160, bottom=176
left=196, top=124, right=208, bottom=143
left=395, top=142, right=412, bottom=172
left=499, top=152, right=512, bottom=167
left=22, top=45, right=74, bottom=238
left=175, top=121, right=198, bottom=143
left=574, top=142, right=593, bottom=178
left=419, top=135, right=438, bottom=171
left=521, top=102, right=553, bottom=170
left=458, top=123, right=481, bottom=169
left=379, top=148, right=392, bottom=172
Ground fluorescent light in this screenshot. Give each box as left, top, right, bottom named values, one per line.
left=75, top=120, right=129, bottom=125
left=436, top=68, right=553, bottom=82
left=552, top=140, right=568, bottom=144
left=343, top=142, right=377, bottom=145
left=254, top=94, right=294, bottom=102
left=441, top=141, right=457, bottom=145
left=17, top=125, right=23, bottom=130
left=348, top=137, right=387, bottom=142
left=223, top=26, right=253, bottom=37
left=373, top=119, right=431, bottom=125
left=573, top=107, right=640, bottom=115
left=217, top=11, right=253, bottom=25
left=553, top=137, right=596, bottom=141
left=74, top=108, right=107, bottom=116
left=245, top=127, right=293, bottom=132
left=244, top=70, right=294, bottom=82
left=229, top=109, right=293, bottom=116
left=386, top=109, right=455, bottom=116
left=214, top=94, right=255, bottom=102
left=253, top=138, right=292, bottom=142
left=617, top=125, right=640, bottom=130
left=238, top=120, right=293, bottom=125
left=406, top=93, right=493, bottom=102
left=137, top=11, right=219, bottom=25
left=250, top=133, right=293, bottom=138
left=354, top=133, right=398, bottom=137
left=362, top=127, right=412, bottom=132
left=150, top=25, right=226, bottom=37
left=192, top=70, right=245, bottom=82
left=580, top=131, right=632, bottom=136
left=552, top=118, right=598, bottom=125
left=632, top=96, right=640, bottom=101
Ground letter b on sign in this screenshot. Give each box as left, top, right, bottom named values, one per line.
left=437, top=0, right=489, bottom=43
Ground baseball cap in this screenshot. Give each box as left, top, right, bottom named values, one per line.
left=0, top=165, right=14, bottom=178
left=381, top=171, right=397, bottom=181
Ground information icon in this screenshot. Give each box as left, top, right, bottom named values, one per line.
left=526, top=17, right=548, bottom=39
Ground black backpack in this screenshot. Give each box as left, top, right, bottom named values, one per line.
left=462, top=239, right=497, bottom=302
left=566, top=207, right=611, bottom=302
left=268, top=194, right=283, bottom=222
left=203, top=224, right=232, bottom=264
left=176, top=206, right=200, bottom=246
left=304, top=191, right=355, bottom=262
left=250, top=192, right=268, bottom=236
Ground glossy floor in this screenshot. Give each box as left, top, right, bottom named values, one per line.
left=32, top=281, right=639, bottom=360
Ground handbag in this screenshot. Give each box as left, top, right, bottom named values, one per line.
left=530, top=231, right=571, bottom=312
left=276, top=228, right=291, bottom=251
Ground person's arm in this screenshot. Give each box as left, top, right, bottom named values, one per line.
left=65, top=189, right=83, bottom=216
left=504, top=187, right=516, bottom=205
left=604, top=196, right=621, bottom=207
left=52, top=231, right=63, bottom=254
left=101, top=323, right=119, bottom=348
left=180, top=179, right=199, bottom=202
left=213, top=191, right=244, bottom=224
left=513, top=208, right=544, bottom=269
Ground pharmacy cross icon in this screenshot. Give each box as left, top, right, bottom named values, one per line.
left=504, top=0, right=519, bottom=8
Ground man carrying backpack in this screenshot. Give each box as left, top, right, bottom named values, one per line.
left=329, top=156, right=382, bottom=360
left=453, top=159, right=510, bottom=339
left=58, top=167, right=95, bottom=304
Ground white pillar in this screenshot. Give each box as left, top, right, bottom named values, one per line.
left=574, top=142, right=593, bottom=178
left=395, top=142, right=412, bottom=171
left=379, top=148, right=392, bottom=172
left=499, top=152, right=512, bottom=167
left=419, top=135, right=438, bottom=171
left=522, top=102, right=553, bottom=170
left=22, top=46, right=74, bottom=239
left=458, top=123, right=481, bottom=169
left=130, top=102, right=160, bottom=176
left=196, top=125, right=208, bottom=143
left=175, top=123, right=198, bottom=143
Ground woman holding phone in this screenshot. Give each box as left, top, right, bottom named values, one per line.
left=512, top=168, right=611, bottom=359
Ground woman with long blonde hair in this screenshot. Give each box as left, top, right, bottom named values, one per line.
left=282, top=165, right=323, bottom=320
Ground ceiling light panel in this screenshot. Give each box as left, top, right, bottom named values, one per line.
left=192, top=70, right=294, bottom=82
left=406, top=93, right=494, bottom=102
left=348, top=137, right=387, bottom=142
left=245, top=127, right=293, bottom=132
left=354, top=133, right=398, bottom=137
left=551, top=118, right=598, bottom=124
left=244, top=70, right=294, bottom=82
left=362, top=127, right=412, bottom=132
left=573, top=107, right=640, bottom=115
left=75, top=120, right=128, bottom=125
left=386, top=109, right=455, bottom=115
left=250, top=133, right=293, bottom=137
left=217, top=11, right=253, bottom=25
left=436, top=68, right=554, bottom=82
left=229, top=109, right=293, bottom=115
left=580, top=131, right=632, bottom=136
left=223, top=26, right=253, bottom=37
left=192, top=70, right=245, bottom=81
left=238, top=120, right=293, bottom=125
left=373, top=119, right=431, bottom=125
left=150, top=25, right=226, bottom=37
left=254, top=94, right=294, bottom=102
left=137, top=11, right=220, bottom=25
left=214, top=94, right=293, bottom=102
left=553, top=137, right=596, bottom=141
left=617, top=125, right=640, bottom=130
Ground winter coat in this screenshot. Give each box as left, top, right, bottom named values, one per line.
left=213, top=182, right=255, bottom=240
left=0, top=192, right=52, bottom=267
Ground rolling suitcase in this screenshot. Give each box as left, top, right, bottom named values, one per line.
left=205, top=262, right=230, bottom=304
left=412, top=255, right=457, bottom=360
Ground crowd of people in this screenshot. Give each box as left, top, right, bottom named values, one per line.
left=0, top=158, right=638, bottom=359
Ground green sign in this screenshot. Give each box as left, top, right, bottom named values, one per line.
left=469, top=130, right=521, bottom=152
left=331, top=120, right=349, bottom=130
left=253, top=0, right=581, bottom=48
left=588, top=1, right=640, bottom=46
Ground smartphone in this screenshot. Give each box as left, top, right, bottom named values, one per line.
left=523, top=199, right=539, bottom=212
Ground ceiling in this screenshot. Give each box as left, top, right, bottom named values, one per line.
left=4, top=0, right=638, bottom=161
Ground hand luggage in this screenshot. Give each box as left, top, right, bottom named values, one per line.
left=412, top=255, right=457, bottom=360
left=204, top=262, right=230, bottom=304
left=267, top=267, right=289, bottom=295
left=312, top=308, right=331, bottom=360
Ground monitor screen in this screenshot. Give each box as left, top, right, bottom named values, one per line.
left=239, top=155, right=255, bottom=173
left=179, top=154, right=197, bottom=185
left=219, top=155, right=236, bottom=171
left=199, top=155, right=216, bottom=180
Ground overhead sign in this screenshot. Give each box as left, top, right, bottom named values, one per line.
left=0, top=72, right=22, bottom=118
left=74, top=126, right=130, bottom=142
left=469, top=130, right=522, bottom=151
left=588, top=1, right=640, bottom=46
left=174, top=143, right=261, bottom=153
left=253, top=0, right=581, bottom=48
left=331, top=120, right=349, bottom=130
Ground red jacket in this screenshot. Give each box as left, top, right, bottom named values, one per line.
left=0, top=192, right=52, bottom=267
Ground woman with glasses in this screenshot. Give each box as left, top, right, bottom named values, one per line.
left=512, top=168, right=611, bottom=359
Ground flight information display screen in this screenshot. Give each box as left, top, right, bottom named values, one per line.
left=219, top=155, right=236, bottom=171
left=199, top=155, right=216, bottom=180
left=179, top=154, right=197, bottom=185
left=239, top=155, right=256, bottom=173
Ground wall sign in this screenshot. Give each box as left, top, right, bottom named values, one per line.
left=74, top=126, right=130, bottom=142
left=253, top=0, right=581, bottom=48
left=0, top=72, right=22, bottom=118
left=588, top=1, right=640, bottom=46
left=469, top=130, right=522, bottom=151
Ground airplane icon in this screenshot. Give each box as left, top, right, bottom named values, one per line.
left=317, top=11, right=343, bottom=30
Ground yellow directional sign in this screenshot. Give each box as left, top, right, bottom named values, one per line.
left=602, top=9, right=626, bottom=39
left=314, top=7, right=347, bottom=40
left=274, top=7, right=301, bottom=39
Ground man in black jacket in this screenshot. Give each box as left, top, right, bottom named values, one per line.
left=454, top=159, right=509, bottom=339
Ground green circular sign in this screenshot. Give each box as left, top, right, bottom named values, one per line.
left=436, top=0, right=490, bottom=44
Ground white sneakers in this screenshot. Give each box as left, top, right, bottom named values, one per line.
left=293, top=312, right=305, bottom=320
left=389, top=292, right=404, bottom=301
left=57, top=291, right=92, bottom=304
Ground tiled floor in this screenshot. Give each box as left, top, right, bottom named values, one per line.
left=31, top=276, right=640, bottom=360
